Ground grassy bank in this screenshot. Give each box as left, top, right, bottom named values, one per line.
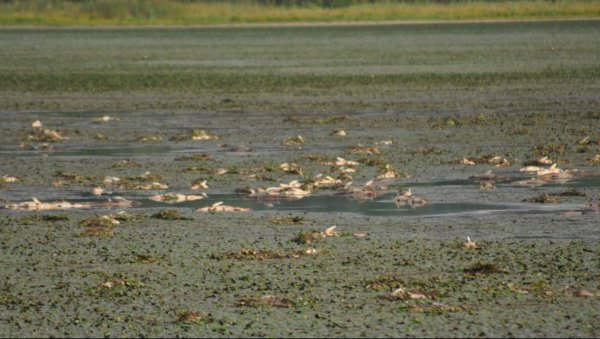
left=0, top=0, right=599, bottom=26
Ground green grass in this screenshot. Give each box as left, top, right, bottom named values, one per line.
left=0, top=0, right=599, bottom=26
left=0, top=19, right=598, bottom=113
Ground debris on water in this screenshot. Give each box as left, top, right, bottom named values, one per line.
left=149, top=192, right=207, bottom=203
left=91, top=186, right=104, bottom=196
left=522, top=156, right=554, bottom=166
left=410, top=197, right=429, bottom=207
left=395, top=189, right=428, bottom=208
left=196, top=201, right=250, bottom=213
left=353, top=232, right=369, bottom=238
left=337, top=180, right=382, bottom=200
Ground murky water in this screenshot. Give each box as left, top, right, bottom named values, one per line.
left=3, top=175, right=599, bottom=218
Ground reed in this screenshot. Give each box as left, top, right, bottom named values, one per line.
left=0, top=0, right=598, bottom=26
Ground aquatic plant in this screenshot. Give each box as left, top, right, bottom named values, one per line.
left=151, top=209, right=192, bottom=220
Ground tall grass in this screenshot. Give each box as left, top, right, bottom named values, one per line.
left=0, top=0, right=598, bottom=25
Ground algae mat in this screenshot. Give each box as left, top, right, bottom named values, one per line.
left=1, top=21, right=599, bottom=337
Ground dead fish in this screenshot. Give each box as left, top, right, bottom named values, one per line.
left=97, top=197, right=139, bottom=208
left=390, top=287, right=427, bottom=300
left=376, top=164, right=403, bottom=179
left=5, top=197, right=91, bottom=211
left=91, top=186, right=104, bottom=196
left=464, top=236, right=477, bottom=249
left=149, top=193, right=207, bottom=203
left=133, top=182, right=169, bottom=190
left=375, top=139, right=394, bottom=146
left=93, top=115, right=119, bottom=123
left=321, top=157, right=359, bottom=166
left=312, top=174, right=342, bottom=188
left=31, top=120, right=43, bottom=130
left=394, top=188, right=413, bottom=205
left=536, top=164, right=562, bottom=176
left=462, top=158, right=476, bottom=166
left=190, top=180, right=209, bottom=190
left=196, top=201, right=250, bottom=213
left=322, top=225, right=339, bottom=237
left=409, top=197, right=429, bottom=208
left=279, top=162, right=303, bottom=175
left=103, top=176, right=121, bottom=186
left=331, top=130, right=346, bottom=136
left=1, top=175, right=18, bottom=183
left=479, top=181, right=495, bottom=190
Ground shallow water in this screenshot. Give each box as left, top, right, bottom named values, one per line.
left=3, top=175, right=598, bottom=219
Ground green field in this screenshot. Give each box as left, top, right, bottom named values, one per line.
left=1, top=19, right=599, bottom=113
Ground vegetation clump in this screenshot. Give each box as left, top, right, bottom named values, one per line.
left=151, top=209, right=192, bottom=220
left=464, top=261, right=508, bottom=274
left=271, top=215, right=306, bottom=225
left=19, top=214, right=69, bottom=224
left=524, top=193, right=561, bottom=204
left=236, top=295, right=293, bottom=308
left=291, top=230, right=323, bottom=244
left=534, top=143, right=566, bottom=156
